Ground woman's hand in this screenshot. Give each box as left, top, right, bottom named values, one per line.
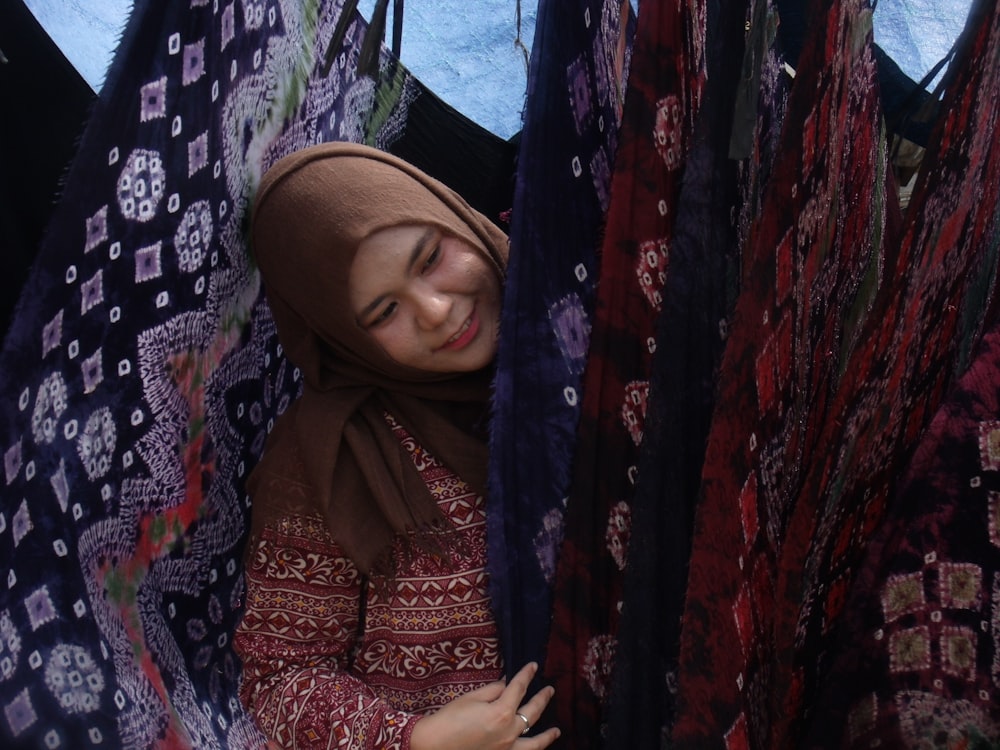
left=409, top=662, right=560, bottom=750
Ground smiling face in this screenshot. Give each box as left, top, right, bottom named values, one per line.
left=348, top=224, right=503, bottom=373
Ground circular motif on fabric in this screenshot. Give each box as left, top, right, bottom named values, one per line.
left=242, top=0, right=267, bottom=29
left=620, top=380, right=650, bottom=447
left=117, top=149, right=166, bottom=222
left=581, top=634, right=616, bottom=700
left=77, top=408, right=117, bottom=481
left=605, top=500, right=631, bottom=571
left=187, top=619, right=207, bottom=641
left=0, top=610, right=22, bottom=681
left=44, top=644, right=104, bottom=715
left=31, top=373, right=69, bottom=445
left=174, top=200, right=213, bottom=273
left=654, top=95, right=682, bottom=170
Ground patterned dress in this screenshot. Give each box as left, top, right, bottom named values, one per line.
left=234, top=415, right=503, bottom=749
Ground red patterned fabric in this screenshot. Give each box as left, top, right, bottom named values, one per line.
left=234, top=415, right=503, bottom=749
left=802, top=326, right=1000, bottom=747
left=541, top=0, right=705, bottom=745
left=673, top=0, right=1000, bottom=745
left=799, top=3, right=1000, bottom=745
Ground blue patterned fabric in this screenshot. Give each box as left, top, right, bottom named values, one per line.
left=0, top=1, right=448, bottom=746
left=486, top=0, right=627, bottom=681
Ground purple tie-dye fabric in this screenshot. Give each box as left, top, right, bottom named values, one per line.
left=0, top=1, right=454, bottom=746
left=487, top=0, right=629, bottom=681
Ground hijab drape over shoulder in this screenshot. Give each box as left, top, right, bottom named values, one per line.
left=249, top=142, right=509, bottom=576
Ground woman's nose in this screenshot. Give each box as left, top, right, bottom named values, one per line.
left=414, top=289, right=452, bottom=329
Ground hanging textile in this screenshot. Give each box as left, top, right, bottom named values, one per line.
left=0, top=1, right=510, bottom=747
left=801, top=3, right=1000, bottom=745
left=540, top=0, right=705, bottom=745
left=0, top=0, right=96, bottom=338
left=487, top=0, right=629, bottom=682
left=673, top=0, right=1000, bottom=745
left=801, top=327, right=1000, bottom=747
left=599, top=0, right=800, bottom=744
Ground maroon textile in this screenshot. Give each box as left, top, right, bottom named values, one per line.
left=541, top=0, right=706, bottom=746
left=673, top=0, right=1000, bottom=746
left=599, top=0, right=794, bottom=745
left=801, top=4, right=1000, bottom=746
left=801, top=328, right=1000, bottom=748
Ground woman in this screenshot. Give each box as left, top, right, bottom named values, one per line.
left=234, top=142, right=559, bottom=750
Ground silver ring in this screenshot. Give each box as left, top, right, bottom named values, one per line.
left=516, top=712, right=531, bottom=735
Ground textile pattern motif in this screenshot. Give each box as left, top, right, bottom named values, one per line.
left=673, top=0, right=891, bottom=740
left=540, top=0, right=705, bottom=746
left=803, top=332, right=1000, bottom=747
left=601, top=0, right=793, bottom=745
left=488, top=0, right=630, bottom=684
left=777, top=1, right=1000, bottom=743
left=235, top=414, right=502, bottom=749
left=801, top=3, right=1000, bottom=745
left=0, top=1, right=428, bottom=747
left=674, top=0, right=1000, bottom=746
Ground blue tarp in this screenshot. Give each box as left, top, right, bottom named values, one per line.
left=23, top=0, right=538, bottom=140
left=23, top=0, right=971, bottom=139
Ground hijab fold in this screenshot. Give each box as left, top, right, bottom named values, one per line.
left=249, top=142, right=508, bottom=576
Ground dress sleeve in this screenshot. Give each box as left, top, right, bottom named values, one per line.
left=234, top=515, right=422, bottom=750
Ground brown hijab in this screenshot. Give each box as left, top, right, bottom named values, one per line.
left=249, top=142, right=509, bottom=576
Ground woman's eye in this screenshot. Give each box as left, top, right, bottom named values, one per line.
left=422, top=246, right=441, bottom=272
left=371, top=301, right=397, bottom=326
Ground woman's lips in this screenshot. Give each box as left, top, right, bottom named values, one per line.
left=438, top=309, right=480, bottom=351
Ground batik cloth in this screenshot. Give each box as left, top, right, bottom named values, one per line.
left=539, top=0, right=705, bottom=746
left=800, top=328, right=1000, bottom=748
left=673, top=0, right=1000, bottom=745
left=600, top=0, right=794, bottom=744
left=234, top=413, right=503, bottom=750
left=799, top=2, right=1000, bottom=745
left=487, top=0, right=631, bottom=684
left=0, top=0, right=494, bottom=747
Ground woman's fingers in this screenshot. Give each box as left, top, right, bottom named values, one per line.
left=463, top=677, right=507, bottom=703
left=510, top=684, right=555, bottom=736
left=500, top=663, right=559, bottom=745
left=517, top=725, right=562, bottom=748
left=497, top=662, right=538, bottom=709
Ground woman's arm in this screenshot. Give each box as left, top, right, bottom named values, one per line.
left=235, top=513, right=560, bottom=750
left=236, top=631, right=420, bottom=749
left=234, top=515, right=421, bottom=750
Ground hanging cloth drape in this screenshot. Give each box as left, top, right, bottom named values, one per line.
left=598, top=0, right=799, bottom=743
left=801, top=1, right=1000, bottom=744
left=486, top=0, right=629, bottom=682
left=539, top=0, right=705, bottom=746
left=0, top=1, right=511, bottom=747
left=673, top=0, right=1000, bottom=746
left=803, top=321, right=1000, bottom=746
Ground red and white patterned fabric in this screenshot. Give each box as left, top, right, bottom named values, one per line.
left=234, top=415, right=503, bottom=749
